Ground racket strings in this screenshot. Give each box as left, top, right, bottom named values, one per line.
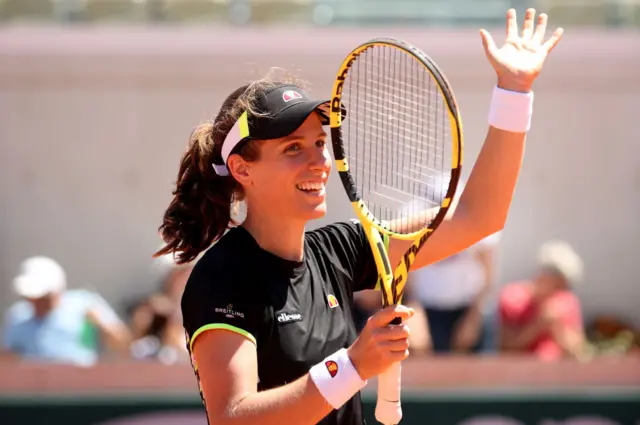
left=342, top=45, right=453, bottom=235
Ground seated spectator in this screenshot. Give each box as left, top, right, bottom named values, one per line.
left=2, top=256, right=131, bottom=366
left=128, top=252, right=192, bottom=364
left=498, top=240, right=586, bottom=361
left=405, top=232, right=501, bottom=354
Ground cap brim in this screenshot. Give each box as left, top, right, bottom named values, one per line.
left=259, top=100, right=333, bottom=140
left=13, top=275, right=52, bottom=299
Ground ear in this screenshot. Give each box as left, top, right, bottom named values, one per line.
left=227, top=154, right=252, bottom=186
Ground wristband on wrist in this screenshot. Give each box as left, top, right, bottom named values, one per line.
left=488, top=86, right=534, bottom=133
left=309, top=348, right=367, bottom=409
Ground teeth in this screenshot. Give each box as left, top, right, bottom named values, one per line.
left=297, top=182, right=324, bottom=191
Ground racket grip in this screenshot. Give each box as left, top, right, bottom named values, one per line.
left=375, top=361, right=402, bottom=425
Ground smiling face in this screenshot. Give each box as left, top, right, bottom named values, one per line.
left=228, top=112, right=332, bottom=223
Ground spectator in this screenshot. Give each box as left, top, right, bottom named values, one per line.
left=2, top=256, right=131, bottom=366
left=498, top=240, right=586, bottom=361
left=403, top=179, right=501, bottom=354
left=405, top=232, right=501, bottom=354
left=128, top=252, right=192, bottom=364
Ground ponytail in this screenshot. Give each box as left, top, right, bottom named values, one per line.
left=155, top=72, right=303, bottom=264
left=154, top=122, right=238, bottom=264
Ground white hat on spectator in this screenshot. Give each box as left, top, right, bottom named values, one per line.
left=13, top=256, right=67, bottom=298
left=538, top=240, right=584, bottom=286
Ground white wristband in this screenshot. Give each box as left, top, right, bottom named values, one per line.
left=309, top=348, right=367, bottom=409
left=488, top=86, right=534, bottom=133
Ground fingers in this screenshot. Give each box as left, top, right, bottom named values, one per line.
left=543, top=27, right=564, bottom=54
left=502, top=7, right=562, bottom=53
left=479, top=29, right=497, bottom=56
left=505, top=8, right=518, bottom=38
left=380, top=337, right=411, bottom=353
left=375, top=326, right=411, bottom=361
left=522, top=8, right=536, bottom=40
left=368, top=304, right=414, bottom=328
left=532, top=12, right=549, bottom=45
left=388, top=349, right=410, bottom=362
left=372, top=323, right=411, bottom=342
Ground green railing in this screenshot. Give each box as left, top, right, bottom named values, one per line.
left=0, top=0, right=639, bottom=27
left=1, top=390, right=639, bottom=425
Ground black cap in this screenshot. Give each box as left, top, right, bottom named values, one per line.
left=245, top=83, right=330, bottom=141
left=214, top=84, right=335, bottom=176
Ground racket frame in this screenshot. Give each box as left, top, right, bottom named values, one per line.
left=329, top=37, right=464, bottom=306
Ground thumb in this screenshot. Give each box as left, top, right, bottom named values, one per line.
left=479, top=29, right=497, bottom=55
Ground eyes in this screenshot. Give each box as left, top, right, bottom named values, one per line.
left=284, top=139, right=327, bottom=154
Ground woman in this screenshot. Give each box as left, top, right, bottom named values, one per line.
left=155, top=9, right=563, bottom=425
left=498, top=240, right=586, bottom=360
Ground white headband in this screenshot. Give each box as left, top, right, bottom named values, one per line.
left=212, top=111, right=250, bottom=176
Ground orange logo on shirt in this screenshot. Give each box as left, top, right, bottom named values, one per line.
left=327, top=294, right=339, bottom=308
left=325, top=360, right=339, bottom=377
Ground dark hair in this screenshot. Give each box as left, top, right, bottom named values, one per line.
left=154, top=69, right=308, bottom=264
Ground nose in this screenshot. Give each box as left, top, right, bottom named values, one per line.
left=309, top=145, right=332, bottom=173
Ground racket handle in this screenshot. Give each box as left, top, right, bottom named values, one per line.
left=375, top=361, right=402, bottom=425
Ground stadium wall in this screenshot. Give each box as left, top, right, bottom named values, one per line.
left=0, top=26, right=638, bottom=325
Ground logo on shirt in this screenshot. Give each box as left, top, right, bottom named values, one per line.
left=276, top=311, right=303, bottom=324
left=214, top=304, right=245, bottom=320
left=325, top=360, right=339, bottom=378
left=327, top=294, right=339, bottom=309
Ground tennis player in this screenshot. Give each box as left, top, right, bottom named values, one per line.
left=155, top=9, right=562, bottom=425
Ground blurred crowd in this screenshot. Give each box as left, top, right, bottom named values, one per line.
left=1, top=250, right=194, bottom=366
left=2, top=229, right=638, bottom=368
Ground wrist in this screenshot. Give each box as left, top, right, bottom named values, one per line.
left=346, top=347, right=367, bottom=380
left=488, top=86, right=534, bottom=133
left=309, top=348, right=367, bottom=409
left=497, top=77, right=532, bottom=94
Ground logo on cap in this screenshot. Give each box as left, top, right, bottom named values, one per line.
left=325, top=360, right=339, bottom=377
left=282, top=90, right=303, bottom=103
left=327, top=294, right=339, bottom=309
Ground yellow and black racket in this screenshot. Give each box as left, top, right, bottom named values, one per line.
left=329, top=37, right=463, bottom=424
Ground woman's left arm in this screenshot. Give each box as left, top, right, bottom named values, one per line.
left=389, top=8, right=563, bottom=270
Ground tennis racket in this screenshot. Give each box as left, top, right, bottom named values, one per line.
left=329, top=37, right=463, bottom=424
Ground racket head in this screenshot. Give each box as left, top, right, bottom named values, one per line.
left=329, top=37, right=463, bottom=243
left=327, top=40, right=466, bottom=425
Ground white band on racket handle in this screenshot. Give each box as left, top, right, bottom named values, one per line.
left=309, top=348, right=367, bottom=410
left=375, top=361, right=403, bottom=425
left=488, top=86, right=535, bottom=133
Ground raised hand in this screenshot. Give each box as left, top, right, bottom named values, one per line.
left=480, top=8, right=564, bottom=93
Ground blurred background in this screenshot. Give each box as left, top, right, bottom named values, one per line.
left=0, top=0, right=639, bottom=424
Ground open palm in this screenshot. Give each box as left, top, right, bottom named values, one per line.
left=480, top=8, right=564, bottom=92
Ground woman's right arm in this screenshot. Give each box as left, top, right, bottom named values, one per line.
left=195, top=305, right=414, bottom=425
left=195, top=330, right=331, bottom=425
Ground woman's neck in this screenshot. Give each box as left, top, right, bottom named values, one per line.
left=242, top=211, right=306, bottom=262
